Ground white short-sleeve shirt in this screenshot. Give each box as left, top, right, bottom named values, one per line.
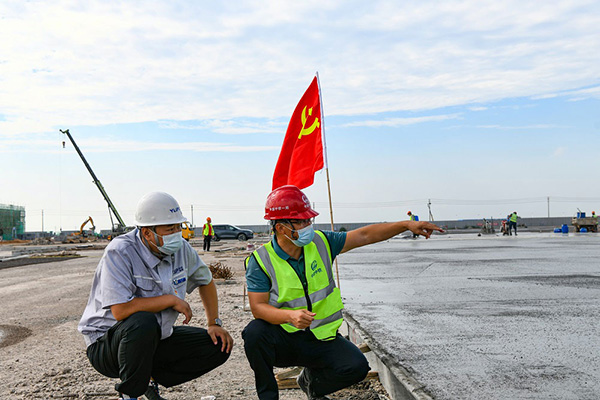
left=78, top=228, right=212, bottom=346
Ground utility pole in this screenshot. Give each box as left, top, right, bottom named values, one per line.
left=428, top=199, right=434, bottom=221
left=41, top=209, right=44, bottom=233
left=547, top=196, right=550, bottom=218
left=191, top=205, right=194, bottom=227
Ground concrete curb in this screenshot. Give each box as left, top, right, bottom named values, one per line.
left=343, top=311, right=434, bottom=400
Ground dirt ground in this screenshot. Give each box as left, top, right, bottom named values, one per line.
left=0, top=239, right=389, bottom=400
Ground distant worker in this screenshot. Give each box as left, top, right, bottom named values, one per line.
left=78, top=192, right=233, bottom=400
left=509, top=211, right=518, bottom=236
left=592, top=211, right=597, bottom=219
left=505, top=214, right=512, bottom=236
left=203, top=217, right=215, bottom=251
left=501, top=219, right=509, bottom=236
left=407, top=211, right=418, bottom=238
left=242, top=185, right=443, bottom=400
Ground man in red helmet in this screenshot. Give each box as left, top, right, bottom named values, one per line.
left=242, top=185, right=442, bottom=400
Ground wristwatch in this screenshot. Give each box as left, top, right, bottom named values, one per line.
left=212, top=318, right=223, bottom=327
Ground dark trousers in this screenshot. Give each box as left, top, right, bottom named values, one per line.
left=203, top=235, right=212, bottom=251
left=509, top=221, right=517, bottom=235
left=86, top=312, right=230, bottom=397
left=242, top=319, right=370, bottom=400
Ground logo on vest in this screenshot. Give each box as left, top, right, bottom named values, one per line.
left=310, top=260, right=323, bottom=278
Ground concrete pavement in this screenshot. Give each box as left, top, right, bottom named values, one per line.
left=339, top=232, right=600, bottom=400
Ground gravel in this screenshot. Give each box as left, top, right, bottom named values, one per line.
left=0, top=241, right=389, bottom=400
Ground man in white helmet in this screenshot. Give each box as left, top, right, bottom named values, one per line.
left=78, top=192, right=233, bottom=400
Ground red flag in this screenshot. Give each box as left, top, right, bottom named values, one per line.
left=272, top=77, right=324, bottom=190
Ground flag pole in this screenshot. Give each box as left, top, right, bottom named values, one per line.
left=316, top=72, right=341, bottom=289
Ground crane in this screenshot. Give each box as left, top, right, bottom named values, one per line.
left=60, top=129, right=129, bottom=237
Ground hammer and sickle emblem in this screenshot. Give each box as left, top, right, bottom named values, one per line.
left=298, top=106, right=320, bottom=139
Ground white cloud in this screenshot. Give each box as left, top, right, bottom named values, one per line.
left=341, top=113, right=461, bottom=128
left=158, top=119, right=285, bottom=135
left=564, top=85, right=600, bottom=101
left=553, top=147, right=567, bottom=157
left=475, top=124, right=561, bottom=130
left=0, top=136, right=277, bottom=153
left=1, top=0, right=599, bottom=137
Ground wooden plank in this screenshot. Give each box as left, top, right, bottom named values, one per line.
left=275, top=366, right=302, bottom=380
left=277, top=371, right=379, bottom=389
left=358, top=342, right=371, bottom=353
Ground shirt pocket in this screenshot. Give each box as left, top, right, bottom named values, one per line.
left=134, top=275, right=161, bottom=297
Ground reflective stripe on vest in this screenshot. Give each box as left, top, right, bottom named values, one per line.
left=252, top=231, right=344, bottom=341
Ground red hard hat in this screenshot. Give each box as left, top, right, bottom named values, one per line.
left=407, top=211, right=412, bottom=215
left=207, top=217, right=211, bottom=222
left=264, top=185, right=319, bottom=220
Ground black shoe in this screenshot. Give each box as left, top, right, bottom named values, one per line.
left=144, top=379, right=167, bottom=400
left=296, top=369, right=331, bottom=400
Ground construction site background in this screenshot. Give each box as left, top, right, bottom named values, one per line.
left=237, top=216, right=576, bottom=235
left=0, top=204, right=25, bottom=240
left=0, top=201, right=591, bottom=242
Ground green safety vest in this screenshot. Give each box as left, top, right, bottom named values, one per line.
left=510, top=213, right=518, bottom=223
left=203, top=223, right=214, bottom=236
left=250, top=231, right=344, bottom=341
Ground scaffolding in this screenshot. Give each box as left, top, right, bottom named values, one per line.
left=0, top=204, right=25, bottom=240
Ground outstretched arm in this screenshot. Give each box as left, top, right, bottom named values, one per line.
left=342, top=220, right=443, bottom=253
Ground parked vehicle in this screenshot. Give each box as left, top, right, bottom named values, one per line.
left=212, top=224, right=254, bottom=241
left=182, top=221, right=195, bottom=241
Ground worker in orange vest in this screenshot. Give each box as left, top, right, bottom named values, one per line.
left=203, top=217, right=215, bottom=251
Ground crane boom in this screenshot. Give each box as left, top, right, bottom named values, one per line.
left=60, top=129, right=127, bottom=232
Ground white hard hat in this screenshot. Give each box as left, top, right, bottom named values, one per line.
left=135, top=192, right=188, bottom=226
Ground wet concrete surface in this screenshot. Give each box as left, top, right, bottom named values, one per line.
left=338, top=232, right=600, bottom=400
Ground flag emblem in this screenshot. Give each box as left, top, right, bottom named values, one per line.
left=299, top=106, right=320, bottom=139
left=272, top=77, right=324, bottom=190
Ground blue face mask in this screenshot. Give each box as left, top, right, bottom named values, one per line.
left=153, top=231, right=183, bottom=255
left=285, top=224, right=315, bottom=247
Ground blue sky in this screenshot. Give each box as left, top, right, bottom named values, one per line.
left=1, top=1, right=600, bottom=232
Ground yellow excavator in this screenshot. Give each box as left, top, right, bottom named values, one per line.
left=64, top=216, right=96, bottom=243
left=78, top=216, right=96, bottom=237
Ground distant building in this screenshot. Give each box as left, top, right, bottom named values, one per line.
left=0, top=203, right=26, bottom=240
